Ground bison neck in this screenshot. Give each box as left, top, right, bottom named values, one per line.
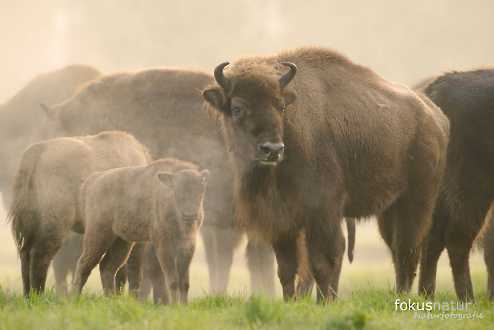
left=234, top=164, right=300, bottom=242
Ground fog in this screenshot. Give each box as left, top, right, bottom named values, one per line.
left=0, top=0, right=492, bottom=295
left=1, top=0, right=493, bottom=102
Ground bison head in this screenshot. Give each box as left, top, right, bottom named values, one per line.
left=158, top=169, right=209, bottom=227
left=203, top=61, right=297, bottom=168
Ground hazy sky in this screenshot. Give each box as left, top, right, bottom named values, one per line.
left=1, top=0, right=493, bottom=101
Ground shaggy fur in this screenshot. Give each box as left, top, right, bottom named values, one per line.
left=7, top=131, right=150, bottom=296
left=45, top=68, right=276, bottom=296
left=419, top=69, right=494, bottom=301
left=74, top=158, right=208, bottom=304
left=204, top=46, right=449, bottom=302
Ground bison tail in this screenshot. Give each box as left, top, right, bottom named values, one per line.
left=346, top=218, right=356, bottom=263
left=5, top=143, right=44, bottom=254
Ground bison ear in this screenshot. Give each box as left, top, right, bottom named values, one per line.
left=40, top=103, right=57, bottom=119
left=202, top=87, right=227, bottom=111
left=282, top=90, right=297, bottom=106
left=157, top=172, right=175, bottom=188
left=200, top=169, right=210, bottom=184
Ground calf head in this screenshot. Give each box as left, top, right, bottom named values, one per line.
left=203, top=61, right=297, bottom=168
left=158, top=169, right=209, bottom=227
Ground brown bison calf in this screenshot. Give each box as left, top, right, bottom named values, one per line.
left=203, top=47, right=449, bottom=302
left=418, top=69, right=494, bottom=301
left=7, top=131, right=150, bottom=296
left=74, top=159, right=208, bottom=304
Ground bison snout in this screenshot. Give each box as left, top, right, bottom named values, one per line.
left=257, top=142, right=285, bottom=165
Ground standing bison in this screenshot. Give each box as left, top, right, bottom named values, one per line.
left=0, top=65, right=101, bottom=295
left=7, top=131, right=150, bottom=296
left=203, top=47, right=449, bottom=302
left=42, top=68, right=276, bottom=296
left=418, top=69, right=494, bottom=301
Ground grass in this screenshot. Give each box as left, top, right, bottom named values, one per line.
left=0, top=222, right=492, bottom=329
left=0, top=287, right=492, bottom=330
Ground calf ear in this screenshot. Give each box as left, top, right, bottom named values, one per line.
left=282, top=90, right=297, bottom=106
left=157, top=172, right=175, bottom=188
left=200, top=169, right=210, bottom=184
left=202, top=87, right=226, bottom=111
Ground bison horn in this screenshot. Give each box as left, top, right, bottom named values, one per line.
left=279, top=62, right=297, bottom=89
left=214, top=62, right=231, bottom=93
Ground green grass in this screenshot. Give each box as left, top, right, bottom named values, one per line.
left=0, top=287, right=492, bottom=330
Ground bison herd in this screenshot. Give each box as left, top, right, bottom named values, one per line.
left=1, top=46, right=493, bottom=304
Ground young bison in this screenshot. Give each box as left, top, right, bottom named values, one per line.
left=203, top=47, right=449, bottom=302
left=418, top=69, right=494, bottom=301
left=73, top=159, right=208, bottom=304
left=7, top=131, right=150, bottom=296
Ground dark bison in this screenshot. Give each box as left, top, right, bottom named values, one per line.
left=7, top=131, right=150, bottom=296
left=418, top=69, right=494, bottom=301
left=203, top=47, right=449, bottom=302
left=0, top=65, right=101, bottom=295
left=42, top=68, right=277, bottom=295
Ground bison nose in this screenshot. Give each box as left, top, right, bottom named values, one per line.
left=258, top=142, right=285, bottom=156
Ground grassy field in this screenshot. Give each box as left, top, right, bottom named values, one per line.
left=1, top=203, right=493, bottom=329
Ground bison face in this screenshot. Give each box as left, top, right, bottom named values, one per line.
left=203, top=62, right=297, bottom=168
left=158, top=169, right=209, bottom=227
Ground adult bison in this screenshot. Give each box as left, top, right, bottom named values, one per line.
left=203, top=47, right=449, bottom=302
left=0, top=65, right=101, bottom=208
left=0, top=65, right=101, bottom=295
left=418, top=69, right=494, bottom=301
left=41, top=68, right=276, bottom=295
left=7, top=131, right=150, bottom=296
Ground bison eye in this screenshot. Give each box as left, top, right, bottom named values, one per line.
left=231, top=106, right=244, bottom=121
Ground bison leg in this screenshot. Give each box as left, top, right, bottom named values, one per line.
left=418, top=206, right=448, bottom=298
left=483, top=217, right=494, bottom=300
left=445, top=228, right=475, bottom=302
left=99, top=238, right=134, bottom=296
left=20, top=247, right=31, bottom=297
left=246, top=237, right=275, bottom=297
left=306, top=217, right=345, bottom=303
left=379, top=201, right=423, bottom=294
left=295, top=230, right=314, bottom=298
left=29, top=238, right=62, bottom=295
left=201, top=225, right=241, bottom=294
left=272, top=235, right=298, bottom=301
left=52, top=253, right=70, bottom=296
left=127, top=243, right=145, bottom=297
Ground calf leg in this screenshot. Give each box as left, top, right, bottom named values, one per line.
left=73, top=235, right=114, bottom=294
left=155, top=242, right=179, bottom=304
left=127, top=243, right=145, bottom=297
left=272, top=235, right=298, bottom=301
left=99, top=238, right=134, bottom=296
left=177, top=245, right=196, bottom=304
left=246, top=237, right=275, bottom=297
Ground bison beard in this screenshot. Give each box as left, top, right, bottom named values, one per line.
left=204, top=46, right=449, bottom=303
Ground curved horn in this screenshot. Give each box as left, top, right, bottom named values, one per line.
left=214, top=62, right=231, bottom=92
left=279, top=62, right=297, bottom=88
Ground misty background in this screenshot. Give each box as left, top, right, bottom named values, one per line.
left=0, top=0, right=492, bottom=294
